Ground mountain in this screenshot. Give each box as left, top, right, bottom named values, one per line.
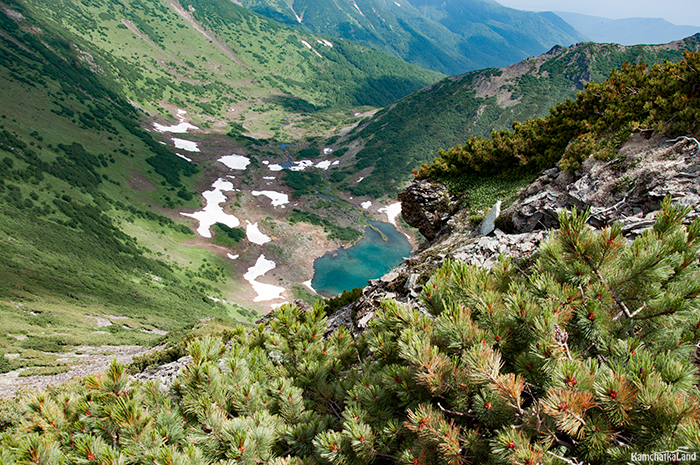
left=335, top=34, right=700, bottom=198
left=235, top=0, right=587, bottom=75
left=553, top=11, right=700, bottom=45
left=0, top=0, right=442, bottom=374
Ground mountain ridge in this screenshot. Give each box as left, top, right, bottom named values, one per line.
left=235, top=0, right=586, bottom=75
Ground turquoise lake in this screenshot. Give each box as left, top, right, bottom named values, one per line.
left=311, top=221, right=412, bottom=296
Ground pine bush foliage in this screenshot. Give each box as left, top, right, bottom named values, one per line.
left=0, top=200, right=698, bottom=463
left=417, top=51, right=700, bottom=180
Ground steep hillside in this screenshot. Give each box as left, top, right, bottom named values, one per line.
left=336, top=35, right=700, bottom=198
left=0, top=0, right=442, bottom=374
left=236, top=0, right=585, bottom=75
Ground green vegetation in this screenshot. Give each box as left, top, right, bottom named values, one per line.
left=237, top=0, right=585, bottom=75
left=211, top=223, right=246, bottom=246
left=419, top=52, right=700, bottom=186
left=1, top=202, right=699, bottom=462
left=341, top=37, right=700, bottom=198
left=287, top=208, right=362, bottom=242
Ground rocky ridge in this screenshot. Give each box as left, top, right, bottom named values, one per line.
left=326, top=133, right=700, bottom=335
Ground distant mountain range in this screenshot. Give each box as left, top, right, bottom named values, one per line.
left=547, top=11, right=700, bottom=45
left=337, top=34, right=700, bottom=197
left=235, top=0, right=587, bottom=75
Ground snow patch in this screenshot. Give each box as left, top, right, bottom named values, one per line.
left=303, top=280, right=316, bottom=293
left=246, top=221, right=271, bottom=245
left=244, top=255, right=286, bottom=302
left=263, top=176, right=276, bottom=180
left=316, top=39, right=333, bottom=47
left=219, top=154, right=250, bottom=170
left=353, top=1, right=365, bottom=16
left=227, top=253, right=239, bottom=260
left=252, top=190, right=289, bottom=207
left=172, top=138, right=200, bottom=152
left=288, top=160, right=314, bottom=171
left=323, top=147, right=333, bottom=154
left=394, top=1, right=401, bottom=6
left=153, top=110, right=199, bottom=133
left=361, top=201, right=372, bottom=209
left=315, top=160, right=332, bottom=170
left=332, top=160, right=340, bottom=165
left=357, top=177, right=365, bottom=183
left=378, top=202, right=402, bottom=226
left=300, top=39, right=323, bottom=58
left=181, top=178, right=239, bottom=237
left=176, top=153, right=192, bottom=162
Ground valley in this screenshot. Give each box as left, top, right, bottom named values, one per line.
left=0, top=0, right=698, bottom=403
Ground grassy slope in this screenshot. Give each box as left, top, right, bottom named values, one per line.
left=0, top=0, right=440, bottom=372
left=337, top=36, right=700, bottom=198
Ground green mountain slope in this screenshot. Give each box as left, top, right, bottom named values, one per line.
left=336, top=35, right=700, bottom=197
left=0, top=0, right=442, bottom=372
left=236, top=0, right=586, bottom=75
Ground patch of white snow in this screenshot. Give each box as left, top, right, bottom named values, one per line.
left=252, top=190, right=289, bottom=207
left=315, top=160, right=332, bottom=170
left=181, top=178, right=239, bottom=237
left=361, top=201, right=372, bottom=209
left=176, top=153, right=192, bottom=162
left=378, top=202, right=402, bottom=226
left=219, top=154, right=250, bottom=170
left=246, top=221, right=271, bottom=245
left=244, top=255, right=286, bottom=302
left=172, top=138, right=200, bottom=152
left=303, top=280, right=316, bottom=293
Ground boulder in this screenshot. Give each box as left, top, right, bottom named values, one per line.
left=398, top=180, right=458, bottom=241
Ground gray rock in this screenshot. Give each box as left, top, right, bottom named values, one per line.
left=477, top=200, right=501, bottom=236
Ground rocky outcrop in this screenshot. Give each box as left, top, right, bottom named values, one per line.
left=131, top=355, right=192, bottom=390
left=504, top=134, right=700, bottom=234
left=327, top=134, right=700, bottom=336
left=398, top=180, right=458, bottom=242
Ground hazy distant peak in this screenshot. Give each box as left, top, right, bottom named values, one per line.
left=552, top=11, right=700, bottom=45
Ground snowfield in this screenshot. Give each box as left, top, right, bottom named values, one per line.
left=181, top=178, right=239, bottom=237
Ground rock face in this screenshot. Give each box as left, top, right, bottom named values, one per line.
left=398, top=180, right=457, bottom=241
left=503, top=134, right=700, bottom=234
left=326, top=134, right=700, bottom=336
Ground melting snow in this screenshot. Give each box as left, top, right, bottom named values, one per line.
left=181, top=178, right=239, bottom=237
left=252, top=190, right=289, bottom=207
left=153, top=110, right=199, bottom=133
left=176, top=153, right=192, bottom=162
left=353, top=1, right=365, bottom=16
left=332, top=160, right=340, bottom=165
left=244, top=254, right=286, bottom=302
left=227, top=253, right=239, bottom=260
left=289, top=160, right=314, bottom=171
left=316, top=39, right=333, bottom=47
left=323, top=147, right=333, bottom=154
left=300, top=39, right=323, bottom=58
left=268, top=164, right=283, bottom=171
left=357, top=177, right=365, bottom=183
left=219, top=154, right=250, bottom=170
left=361, top=201, right=372, bottom=209
left=263, top=176, right=276, bottom=180
left=378, top=202, right=402, bottom=226
left=303, top=280, right=316, bottom=293
left=315, top=160, right=332, bottom=170
left=246, top=221, right=271, bottom=245
left=395, top=1, right=401, bottom=6
left=172, top=138, right=200, bottom=152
